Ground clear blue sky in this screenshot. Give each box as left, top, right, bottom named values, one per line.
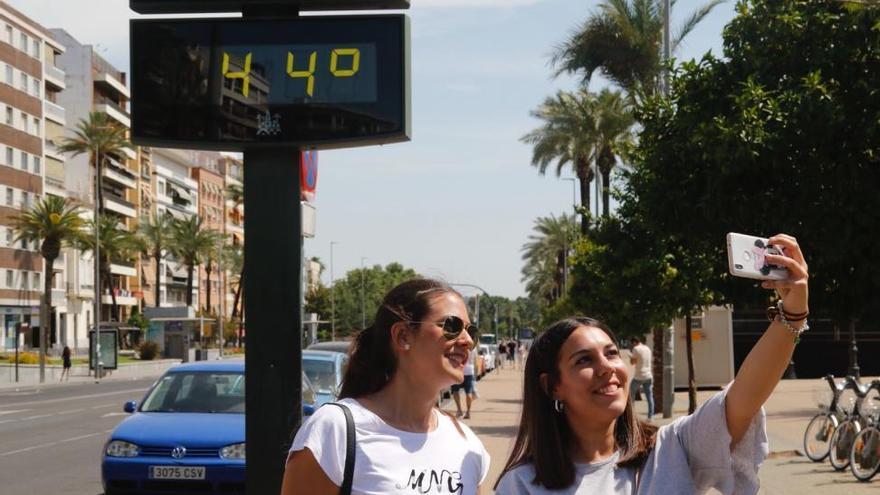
left=14, top=0, right=738, bottom=299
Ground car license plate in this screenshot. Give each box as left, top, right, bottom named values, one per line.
left=149, top=466, right=206, bottom=480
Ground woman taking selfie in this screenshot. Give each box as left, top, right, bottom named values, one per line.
left=281, top=278, right=490, bottom=495
left=495, top=234, right=808, bottom=494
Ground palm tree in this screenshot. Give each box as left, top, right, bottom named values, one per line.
left=553, top=0, right=724, bottom=101
left=136, top=213, right=172, bottom=307
left=225, top=183, right=245, bottom=319
left=169, top=216, right=221, bottom=308
left=521, top=214, right=578, bottom=304
left=11, top=196, right=86, bottom=382
left=521, top=90, right=598, bottom=234
left=79, top=216, right=142, bottom=321
left=592, top=89, right=635, bottom=216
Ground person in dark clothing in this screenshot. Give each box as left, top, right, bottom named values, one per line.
left=61, top=346, right=72, bottom=382
left=506, top=340, right=516, bottom=365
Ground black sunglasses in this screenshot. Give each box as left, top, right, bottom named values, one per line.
left=408, top=316, right=479, bottom=349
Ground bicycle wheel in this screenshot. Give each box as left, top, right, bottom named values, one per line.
left=804, top=413, right=837, bottom=462
left=850, top=427, right=880, bottom=481
left=830, top=421, right=860, bottom=471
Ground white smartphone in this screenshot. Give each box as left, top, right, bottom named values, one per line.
left=726, top=233, right=788, bottom=280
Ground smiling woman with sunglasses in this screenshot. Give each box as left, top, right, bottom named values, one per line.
left=281, top=278, right=490, bottom=495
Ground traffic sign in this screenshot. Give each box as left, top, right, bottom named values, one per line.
left=301, top=150, right=318, bottom=201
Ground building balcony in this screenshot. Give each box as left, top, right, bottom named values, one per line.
left=102, top=163, right=137, bottom=189
left=43, top=100, right=65, bottom=125
left=95, top=100, right=130, bottom=128
left=44, top=64, right=66, bottom=90
left=102, top=196, right=136, bottom=218
left=110, top=263, right=137, bottom=277
left=95, top=72, right=130, bottom=99
left=101, top=293, right=138, bottom=306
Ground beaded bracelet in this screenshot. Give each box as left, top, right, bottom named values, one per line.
left=767, top=300, right=809, bottom=344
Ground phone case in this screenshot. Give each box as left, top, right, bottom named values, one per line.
left=726, top=233, right=788, bottom=281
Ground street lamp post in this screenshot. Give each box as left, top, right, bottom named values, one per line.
left=93, top=144, right=102, bottom=381
left=449, top=283, right=497, bottom=343
left=330, top=241, right=339, bottom=340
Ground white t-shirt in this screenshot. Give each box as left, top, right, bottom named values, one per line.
left=495, top=385, right=768, bottom=494
left=631, top=343, right=653, bottom=381
left=290, top=398, right=491, bottom=495
left=463, top=349, right=477, bottom=376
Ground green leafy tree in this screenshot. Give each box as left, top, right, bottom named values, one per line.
left=521, top=91, right=598, bottom=234
left=553, top=0, right=724, bottom=101
left=78, top=216, right=143, bottom=321
left=169, top=216, right=221, bottom=308
left=11, top=196, right=86, bottom=382
left=136, top=213, right=173, bottom=307
left=332, top=262, right=419, bottom=336
left=521, top=213, right=578, bottom=305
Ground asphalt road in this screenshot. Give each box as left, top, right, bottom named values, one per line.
left=0, top=378, right=158, bottom=495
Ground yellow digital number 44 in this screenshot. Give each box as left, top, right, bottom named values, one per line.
left=221, top=52, right=252, bottom=98
left=287, top=51, right=317, bottom=97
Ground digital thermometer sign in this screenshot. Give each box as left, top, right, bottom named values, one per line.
left=130, top=15, right=410, bottom=150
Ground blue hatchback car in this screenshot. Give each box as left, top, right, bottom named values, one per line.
left=102, top=359, right=317, bottom=495
left=302, top=350, right=347, bottom=406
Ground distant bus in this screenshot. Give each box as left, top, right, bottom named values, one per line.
left=479, top=334, right=496, bottom=346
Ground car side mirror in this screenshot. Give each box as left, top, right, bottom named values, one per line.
left=123, top=401, right=137, bottom=413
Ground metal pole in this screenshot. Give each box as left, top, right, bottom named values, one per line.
left=661, top=0, right=674, bottom=418
left=330, top=241, right=338, bottom=340
left=218, top=237, right=224, bottom=357
left=360, top=257, right=367, bottom=329
left=94, top=144, right=101, bottom=380
left=14, top=323, right=19, bottom=382
left=848, top=318, right=860, bottom=379
left=474, top=293, right=480, bottom=329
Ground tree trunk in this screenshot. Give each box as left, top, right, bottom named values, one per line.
left=39, top=255, right=56, bottom=383
left=231, top=267, right=243, bottom=318
left=205, top=260, right=213, bottom=315
left=686, top=314, right=697, bottom=414
left=577, top=174, right=591, bottom=235
left=185, top=263, right=195, bottom=308
left=601, top=168, right=611, bottom=217
left=154, top=251, right=162, bottom=307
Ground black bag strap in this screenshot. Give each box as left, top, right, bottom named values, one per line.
left=324, top=402, right=356, bottom=495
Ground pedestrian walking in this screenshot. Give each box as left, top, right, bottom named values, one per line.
left=496, top=234, right=808, bottom=494
left=452, top=347, right=477, bottom=419
left=629, top=336, right=654, bottom=419
left=506, top=340, right=516, bottom=368
left=282, top=278, right=490, bottom=495
left=498, top=341, right=507, bottom=369
left=60, top=346, right=71, bottom=382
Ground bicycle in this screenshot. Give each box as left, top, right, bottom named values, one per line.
left=829, top=376, right=870, bottom=471
left=849, top=379, right=880, bottom=481
left=803, top=374, right=847, bottom=462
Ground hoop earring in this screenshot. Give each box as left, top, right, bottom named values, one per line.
left=553, top=399, right=564, bottom=413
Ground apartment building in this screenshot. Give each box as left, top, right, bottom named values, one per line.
left=51, top=28, right=140, bottom=328
left=152, top=147, right=199, bottom=307
left=0, top=3, right=65, bottom=352
left=191, top=153, right=225, bottom=315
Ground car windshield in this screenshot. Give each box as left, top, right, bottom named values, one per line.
left=141, top=371, right=244, bottom=413
left=303, top=358, right=338, bottom=394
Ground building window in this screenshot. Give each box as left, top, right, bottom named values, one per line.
left=20, top=72, right=27, bottom=92
left=5, top=147, right=11, bottom=165
left=21, top=191, right=29, bottom=208
left=20, top=151, right=27, bottom=171
left=33, top=272, right=40, bottom=290
left=5, top=107, right=12, bottom=125
left=4, top=25, right=11, bottom=44
left=21, top=271, right=28, bottom=289
left=32, top=39, right=40, bottom=59
left=5, top=270, right=12, bottom=288
left=32, top=79, right=39, bottom=97
left=33, top=156, right=40, bottom=174
left=4, top=65, right=11, bottom=85
left=32, top=117, right=39, bottom=136
left=5, top=227, right=11, bottom=245
left=20, top=111, right=26, bottom=131
left=19, top=33, right=27, bottom=52
left=5, top=187, right=12, bottom=206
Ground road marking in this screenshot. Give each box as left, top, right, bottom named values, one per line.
left=0, top=405, right=119, bottom=424
left=57, top=408, right=86, bottom=415
left=18, top=414, right=52, bottom=421
left=0, top=409, right=29, bottom=416
left=0, top=387, right=149, bottom=409
left=91, top=403, right=115, bottom=409
left=0, top=429, right=113, bottom=457
left=101, top=412, right=127, bottom=418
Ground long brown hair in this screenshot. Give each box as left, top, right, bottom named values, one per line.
left=338, top=278, right=460, bottom=399
left=495, top=317, right=657, bottom=490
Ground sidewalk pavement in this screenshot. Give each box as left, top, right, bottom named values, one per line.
left=455, top=364, right=879, bottom=494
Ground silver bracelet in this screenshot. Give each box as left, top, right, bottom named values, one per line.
left=774, top=300, right=809, bottom=344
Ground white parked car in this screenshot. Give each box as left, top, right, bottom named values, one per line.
left=478, top=344, right=496, bottom=372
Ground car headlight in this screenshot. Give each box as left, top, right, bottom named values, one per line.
left=220, top=442, right=245, bottom=460
left=105, top=440, right=140, bottom=457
